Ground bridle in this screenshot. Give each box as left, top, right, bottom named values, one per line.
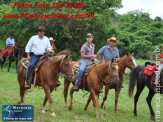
left=59, top=56, right=73, bottom=80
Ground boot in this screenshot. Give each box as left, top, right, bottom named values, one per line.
left=24, top=83, right=31, bottom=89
left=73, top=85, right=79, bottom=91
left=56, top=81, right=62, bottom=87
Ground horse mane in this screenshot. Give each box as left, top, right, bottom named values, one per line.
left=118, top=55, right=127, bottom=64
left=57, top=49, right=70, bottom=56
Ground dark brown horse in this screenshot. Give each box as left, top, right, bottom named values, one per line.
left=65, top=59, right=119, bottom=116
left=99, top=53, right=137, bottom=112
left=0, top=46, right=24, bottom=72
left=17, top=51, right=73, bottom=118
left=129, top=65, right=162, bottom=121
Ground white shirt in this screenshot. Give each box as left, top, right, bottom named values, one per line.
left=25, top=35, right=51, bottom=55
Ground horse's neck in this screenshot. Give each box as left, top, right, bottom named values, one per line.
left=97, top=62, right=109, bottom=78
left=50, top=56, right=63, bottom=71
left=118, top=56, right=128, bottom=74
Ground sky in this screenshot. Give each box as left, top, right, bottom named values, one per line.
left=116, top=0, right=163, bottom=19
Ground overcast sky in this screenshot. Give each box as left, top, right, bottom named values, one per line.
left=116, top=0, right=163, bottom=19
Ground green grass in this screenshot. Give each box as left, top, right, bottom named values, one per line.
left=0, top=60, right=163, bottom=122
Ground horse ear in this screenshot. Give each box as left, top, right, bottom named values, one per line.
left=126, top=52, right=129, bottom=56
left=70, top=55, right=73, bottom=58
left=131, top=52, right=134, bottom=56
left=111, top=58, right=114, bottom=63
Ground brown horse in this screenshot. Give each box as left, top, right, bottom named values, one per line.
left=99, top=53, right=136, bottom=112
left=17, top=51, right=73, bottom=117
left=65, top=59, right=119, bottom=116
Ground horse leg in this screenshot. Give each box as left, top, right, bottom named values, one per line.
left=146, top=89, right=155, bottom=120
left=134, top=85, right=145, bottom=117
left=84, top=94, right=91, bottom=111
left=1, top=58, right=6, bottom=71
left=8, top=61, right=12, bottom=72
left=67, top=87, right=75, bottom=110
left=63, top=79, right=71, bottom=108
left=43, top=84, right=56, bottom=118
left=41, top=86, right=55, bottom=114
left=17, top=70, right=26, bottom=104
left=90, top=88, right=98, bottom=117
left=101, top=85, right=109, bottom=108
left=96, top=93, right=100, bottom=107
left=114, top=87, right=122, bottom=112
left=15, top=59, right=18, bottom=73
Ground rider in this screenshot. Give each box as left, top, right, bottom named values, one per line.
left=97, top=37, right=122, bottom=87
left=25, top=26, right=51, bottom=89
left=73, top=33, right=97, bottom=91
left=97, top=37, right=119, bottom=62
left=48, top=37, right=61, bottom=87
left=156, top=50, right=163, bottom=84
left=48, top=37, right=57, bottom=56
left=6, top=34, right=15, bottom=60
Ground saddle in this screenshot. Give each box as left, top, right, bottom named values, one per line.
left=73, top=61, right=96, bottom=76
left=144, top=64, right=156, bottom=76
left=20, top=55, right=49, bottom=87
left=72, top=61, right=96, bottom=91
left=2, top=46, right=16, bottom=57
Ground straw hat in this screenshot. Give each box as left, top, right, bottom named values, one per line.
left=107, top=37, right=118, bottom=45
left=49, top=37, right=55, bottom=42
left=37, top=25, right=46, bottom=31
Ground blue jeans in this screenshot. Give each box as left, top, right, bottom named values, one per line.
left=26, top=54, right=42, bottom=84
left=6, top=46, right=11, bottom=57
left=75, top=60, right=88, bottom=87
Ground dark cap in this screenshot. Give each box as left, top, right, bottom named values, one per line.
left=86, top=33, right=93, bottom=38
left=9, top=34, right=13, bottom=36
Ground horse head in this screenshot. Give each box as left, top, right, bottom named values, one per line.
left=107, top=59, right=119, bottom=83
left=125, top=52, right=137, bottom=70
left=14, top=46, right=24, bottom=60
left=59, top=54, right=74, bottom=81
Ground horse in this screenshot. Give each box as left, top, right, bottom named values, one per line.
left=99, top=53, right=137, bottom=112
left=128, top=64, right=161, bottom=121
left=17, top=50, right=74, bottom=118
left=65, top=59, right=119, bottom=117
left=0, top=46, right=24, bottom=72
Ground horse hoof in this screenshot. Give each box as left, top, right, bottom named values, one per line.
left=115, top=110, right=118, bottom=113
left=18, top=101, right=23, bottom=105
left=51, top=112, right=56, bottom=118
left=84, top=107, right=87, bottom=111
left=150, top=116, right=155, bottom=121
left=94, top=113, right=98, bottom=117
left=41, top=109, right=46, bottom=114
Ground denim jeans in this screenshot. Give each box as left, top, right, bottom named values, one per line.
left=6, top=46, right=11, bottom=57
left=26, top=54, right=42, bottom=84
left=75, top=60, right=88, bottom=87
left=156, top=63, right=163, bottom=81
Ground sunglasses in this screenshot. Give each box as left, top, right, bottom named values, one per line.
left=38, top=30, right=45, bottom=32
left=87, top=36, right=93, bottom=38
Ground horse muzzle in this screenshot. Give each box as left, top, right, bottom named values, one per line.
left=113, top=76, right=120, bottom=84
left=66, top=75, right=74, bottom=81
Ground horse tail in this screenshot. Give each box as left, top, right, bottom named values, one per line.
left=129, top=66, right=142, bottom=97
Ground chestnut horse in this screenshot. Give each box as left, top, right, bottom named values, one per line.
left=99, top=53, right=137, bottom=112
left=17, top=51, right=73, bottom=117
left=129, top=65, right=163, bottom=121
left=65, top=59, right=119, bottom=116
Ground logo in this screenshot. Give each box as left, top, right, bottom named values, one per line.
left=2, top=105, right=33, bottom=121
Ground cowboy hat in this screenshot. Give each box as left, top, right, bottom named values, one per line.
left=107, top=37, right=118, bottom=45
left=37, top=25, right=46, bottom=30
left=49, top=37, right=55, bottom=42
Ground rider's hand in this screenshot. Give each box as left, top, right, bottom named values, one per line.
left=91, top=55, right=97, bottom=58
left=27, top=56, right=31, bottom=60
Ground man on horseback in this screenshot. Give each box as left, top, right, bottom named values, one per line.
left=73, top=33, right=97, bottom=91
left=48, top=37, right=61, bottom=87
left=6, top=34, right=15, bottom=60
left=25, top=26, right=51, bottom=89
left=97, top=37, right=119, bottom=62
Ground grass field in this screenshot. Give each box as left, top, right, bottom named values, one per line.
left=0, top=59, right=162, bottom=122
